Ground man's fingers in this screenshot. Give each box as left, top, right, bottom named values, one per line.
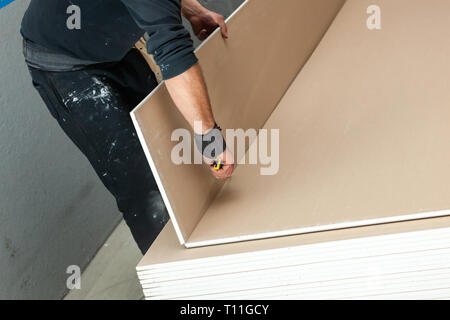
left=198, top=29, right=209, bottom=40
left=217, top=16, right=228, bottom=38
left=210, top=163, right=234, bottom=179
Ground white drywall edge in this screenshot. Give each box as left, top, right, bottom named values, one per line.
left=185, top=209, right=450, bottom=248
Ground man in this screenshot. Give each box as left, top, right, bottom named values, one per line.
left=21, top=0, right=234, bottom=254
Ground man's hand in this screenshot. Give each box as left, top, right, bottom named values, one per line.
left=203, top=147, right=235, bottom=179
left=182, top=0, right=228, bottom=40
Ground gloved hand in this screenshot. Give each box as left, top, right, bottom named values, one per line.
left=204, top=147, right=235, bottom=179
left=194, top=123, right=234, bottom=179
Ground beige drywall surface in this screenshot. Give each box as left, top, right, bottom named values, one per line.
left=132, top=0, right=346, bottom=244
left=187, top=0, right=450, bottom=245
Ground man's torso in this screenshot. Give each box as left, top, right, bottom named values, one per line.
left=21, top=0, right=145, bottom=68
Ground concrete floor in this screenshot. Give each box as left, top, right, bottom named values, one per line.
left=64, top=221, right=144, bottom=300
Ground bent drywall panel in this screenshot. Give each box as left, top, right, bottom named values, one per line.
left=131, top=0, right=346, bottom=245
left=132, top=0, right=450, bottom=248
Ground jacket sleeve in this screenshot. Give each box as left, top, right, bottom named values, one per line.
left=121, top=0, right=198, bottom=80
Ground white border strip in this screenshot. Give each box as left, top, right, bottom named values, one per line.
left=185, top=209, right=450, bottom=248
left=130, top=0, right=250, bottom=245
left=130, top=111, right=185, bottom=244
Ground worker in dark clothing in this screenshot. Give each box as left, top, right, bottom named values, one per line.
left=21, top=0, right=234, bottom=254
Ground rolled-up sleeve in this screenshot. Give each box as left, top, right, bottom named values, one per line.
left=121, top=0, right=198, bottom=79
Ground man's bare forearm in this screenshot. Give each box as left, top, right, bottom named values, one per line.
left=165, top=63, right=215, bottom=134
left=164, top=4, right=234, bottom=179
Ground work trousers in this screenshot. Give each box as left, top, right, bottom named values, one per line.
left=27, top=49, right=169, bottom=254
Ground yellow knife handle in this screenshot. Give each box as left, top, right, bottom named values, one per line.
left=213, top=158, right=223, bottom=171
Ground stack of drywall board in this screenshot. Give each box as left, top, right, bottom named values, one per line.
left=137, top=219, right=450, bottom=300
left=132, top=0, right=450, bottom=299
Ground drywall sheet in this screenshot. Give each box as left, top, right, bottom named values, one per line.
left=138, top=217, right=450, bottom=270
left=141, top=250, right=450, bottom=288
left=144, top=267, right=450, bottom=297
left=160, top=288, right=450, bottom=300
left=186, top=0, right=450, bottom=246
left=148, top=279, right=450, bottom=300
left=131, top=0, right=346, bottom=244
left=138, top=232, right=450, bottom=279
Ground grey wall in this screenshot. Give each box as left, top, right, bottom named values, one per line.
left=0, top=0, right=121, bottom=299
left=0, top=0, right=244, bottom=300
